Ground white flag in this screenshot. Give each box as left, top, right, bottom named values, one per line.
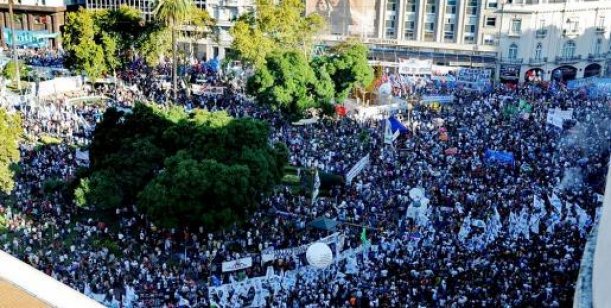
left=312, top=169, right=320, bottom=205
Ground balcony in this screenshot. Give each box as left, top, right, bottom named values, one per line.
left=555, top=55, right=582, bottom=64
left=499, top=57, right=524, bottom=64
left=535, top=29, right=547, bottom=38
left=596, top=26, right=606, bottom=34
left=528, top=57, right=547, bottom=65
left=562, top=29, right=579, bottom=38
left=508, top=31, right=521, bottom=38
left=588, top=53, right=606, bottom=61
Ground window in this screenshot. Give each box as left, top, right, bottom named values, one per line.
left=387, top=0, right=397, bottom=11
left=446, top=0, right=457, bottom=14
left=539, top=19, right=546, bottom=30
left=464, top=34, right=476, bottom=44
left=508, top=43, right=518, bottom=59
left=535, top=43, right=542, bottom=60
left=562, top=41, right=576, bottom=58
left=594, top=38, right=602, bottom=55
left=484, top=35, right=496, bottom=45
left=486, top=17, right=496, bottom=27
left=406, top=0, right=416, bottom=12
left=425, top=22, right=435, bottom=32
left=405, top=29, right=415, bottom=40
left=511, top=19, right=522, bottom=34
left=488, top=0, right=498, bottom=8
left=464, top=25, right=476, bottom=33
left=598, top=16, right=606, bottom=29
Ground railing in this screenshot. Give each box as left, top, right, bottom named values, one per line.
left=499, top=57, right=523, bottom=64
left=555, top=55, right=582, bottom=64
left=588, top=53, right=606, bottom=61
left=563, top=29, right=579, bottom=38
left=595, top=26, right=606, bottom=34
left=528, top=57, right=547, bottom=65
left=535, top=29, right=547, bottom=38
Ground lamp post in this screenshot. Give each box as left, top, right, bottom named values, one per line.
left=8, top=0, right=21, bottom=92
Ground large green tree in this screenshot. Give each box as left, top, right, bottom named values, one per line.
left=230, top=0, right=325, bottom=68
left=0, top=108, right=22, bottom=194
left=82, top=103, right=287, bottom=229
left=313, top=41, right=374, bottom=102
left=153, top=0, right=193, bottom=102
left=63, top=8, right=107, bottom=79
left=246, top=50, right=335, bottom=117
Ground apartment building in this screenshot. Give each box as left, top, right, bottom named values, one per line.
left=85, top=0, right=253, bottom=60
left=309, top=0, right=502, bottom=72
left=0, top=0, right=81, bottom=48
left=497, top=0, right=611, bottom=83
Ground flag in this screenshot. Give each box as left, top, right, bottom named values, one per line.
left=312, top=169, right=320, bottom=205
left=384, top=119, right=394, bottom=144
left=360, top=227, right=370, bottom=248
left=550, top=193, right=563, bottom=214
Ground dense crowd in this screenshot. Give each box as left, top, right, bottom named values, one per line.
left=0, top=57, right=609, bottom=308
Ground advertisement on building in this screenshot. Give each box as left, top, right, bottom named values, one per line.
left=3, top=28, right=58, bottom=48
left=305, top=0, right=378, bottom=37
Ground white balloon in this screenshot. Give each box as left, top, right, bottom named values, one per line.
left=306, top=242, right=333, bottom=269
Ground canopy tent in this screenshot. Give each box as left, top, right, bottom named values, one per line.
left=309, top=217, right=338, bottom=231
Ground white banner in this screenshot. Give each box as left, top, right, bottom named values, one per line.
left=346, top=154, right=370, bottom=185
left=221, top=257, right=253, bottom=273
left=421, top=95, right=454, bottom=104
left=37, top=77, right=83, bottom=97
left=546, top=108, right=573, bottom=128
left=261, top=232, right=340, bottom=264
left=399, top=58, right=432, bottom=75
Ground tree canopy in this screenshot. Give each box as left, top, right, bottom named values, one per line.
left=81, top=103, right=287, bottom=229
left=230, top=0, right=325, bottom=68
left=314, top=41, right=374, bottom=102
left=0, top=108, right=22, bottom=194
left=63, top=6, right=146, bottom=79
left=247, top=42, right=373, bottom=118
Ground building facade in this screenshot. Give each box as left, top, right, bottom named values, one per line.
left=85, top=0, right=253, bottom=60
left=309, top=0, right=502, bottom=72
left=497, top=0, right=611, bottom=83
left=0, top=0, right=80, bottom=48
left=181, top=0, right=255, bottom=61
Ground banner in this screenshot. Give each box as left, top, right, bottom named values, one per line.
left=421, top=95, right=454, bottom=104
left=546, top=108, right=573, bottom=128
left=484, top=150, right=515, bottom=165
left=345, top=154, right=370, bottom=185
left=399, top=58, right=433, bottom=75
left=261, top=233, right=340, bottom=264
left=221, top=257, right=253, bottom=273
left=305, top=0, right=378, bottom=38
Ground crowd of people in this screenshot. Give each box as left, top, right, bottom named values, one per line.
left=0, top=55, right=609, bottom=308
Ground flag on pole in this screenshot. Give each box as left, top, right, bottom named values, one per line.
left=312, top=169, right=320, bottom=205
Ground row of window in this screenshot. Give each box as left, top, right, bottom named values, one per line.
left=510, top=16, right=606, bottom=35
left=507, top=39, right=605, bottom=60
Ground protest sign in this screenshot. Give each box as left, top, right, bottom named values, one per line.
left=221, top=257, right=253, bottom=273
left=346, top=154, right=370, bottom=185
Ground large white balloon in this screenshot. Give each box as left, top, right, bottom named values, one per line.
left=306, top=242, right=333, bottom=269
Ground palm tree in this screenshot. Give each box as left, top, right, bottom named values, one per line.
left=153, top=0, right=192, bottom=102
